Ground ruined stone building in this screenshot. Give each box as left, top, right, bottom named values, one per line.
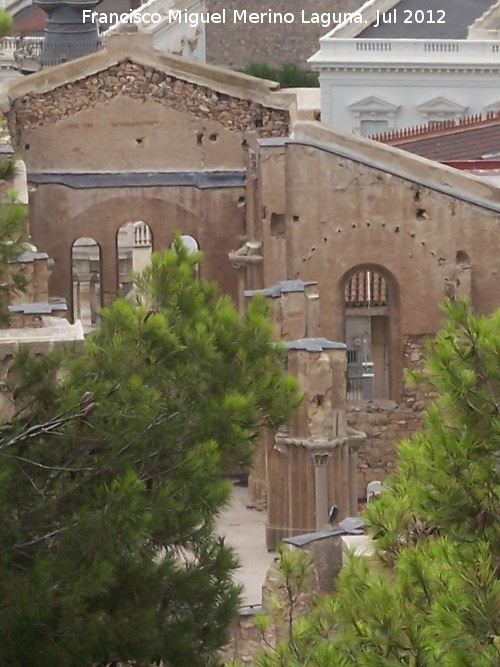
left=3, top=31, right=500, bottom=538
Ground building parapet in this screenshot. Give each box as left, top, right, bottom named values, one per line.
left=309, top=38, right=500, bottom=67
left=325, top=0, right=401, bottom=38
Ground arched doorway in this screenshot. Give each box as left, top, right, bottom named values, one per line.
left=71, top=238, right=102, bottom=330
left=116, top=221, right=153, bottom=296
left=343, top=267, right=392, bottom=400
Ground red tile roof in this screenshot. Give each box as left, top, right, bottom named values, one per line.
left=374, top=113, right=500, bottom=162
left=345, top=271, right=388, bottom=307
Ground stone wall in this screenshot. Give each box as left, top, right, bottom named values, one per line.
left=348, top=335, right=437, bottom=493
left=205, top=0, right=365, bottom=70
left=9, top=61, right=290, bottom=140
left=221, top=532, right=344, bottom=664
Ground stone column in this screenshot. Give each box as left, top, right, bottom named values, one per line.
left=242, top=281, right=366, bottom=547
left=312, top=451, right=332, bottom=529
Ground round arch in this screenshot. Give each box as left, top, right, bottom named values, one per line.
left=52, top=196, right=205, bottom=312
left=116, top=220, right=154, bottom=296
left=340, top=263, right=401, bottom=402
left=70, top=237, right=102, bottom=329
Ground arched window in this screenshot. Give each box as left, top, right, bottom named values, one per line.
left=343, top=268, right=391, bottom=401
left=71, top=238, right=102, bottom=330
left=171, top=234, right=200, bottom=278
left=116, top=221, right=153, bottom=296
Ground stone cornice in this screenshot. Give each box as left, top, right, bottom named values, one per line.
left=317, top=65, right=500, bottom=75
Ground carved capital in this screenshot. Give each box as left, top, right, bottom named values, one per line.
left=312, top=452, right=331, bottom=467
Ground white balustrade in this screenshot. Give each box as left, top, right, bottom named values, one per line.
left=133, top=222, right=152, bottom=247
left=310, top=38, right=500, bottom=65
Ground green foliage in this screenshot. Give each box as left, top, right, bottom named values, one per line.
left=0, top=242, right=299, bottom=666
left=251, top=299, right=500, bottom=666
left=0, top=11, right=27, bottom=323
left=244, top=62, right=319, bottom=88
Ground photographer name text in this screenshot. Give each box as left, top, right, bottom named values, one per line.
left=83, top=8, right=447, bottom=29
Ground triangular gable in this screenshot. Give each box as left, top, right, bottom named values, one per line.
left=485, top=99, right=500, bottom=113
left=2, top=34, right=291, bottom=140
left=417, top=96, right=468, bottom=115
left=348, top=95, right=400, bottom=115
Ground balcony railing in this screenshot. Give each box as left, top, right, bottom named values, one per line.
left=0, top=35, right=104, bottom=72
left=309, top=38, right=500, bottom=66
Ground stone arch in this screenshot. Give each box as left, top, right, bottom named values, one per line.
left=340, top=264, right=401, bottom=401
left=71, top=237, right=102, bottom=330
left=172, top=233, right=201, bottom=278
left=47, top=196, right=206, bottom=312
left=116, top=220, right=154, bottom=296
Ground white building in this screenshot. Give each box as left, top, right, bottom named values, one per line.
left=309, top=0, right=500, bottom=135
left=102, top=0, right=205, bottom=62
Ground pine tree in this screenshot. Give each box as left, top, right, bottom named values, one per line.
left=253, top=299, right=500, bottom=667
left=0, top=11, right=28, bottom=323
left=0, top=241, right=299, bottom=666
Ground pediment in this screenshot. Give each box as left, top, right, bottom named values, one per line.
left=10, top=60, right=290, bottom=140
left=348, top=95, right=400, bottom=114
left=417, top=96, right=468, bottom=114
left=485, top=99, right=500, bottom=113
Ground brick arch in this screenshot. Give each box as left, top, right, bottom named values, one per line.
left=70, top=236, right=102, bottom=326
left=340, top=263, right=402, bottom=401
left=47, top=196, right=206, bottom=313
left=115, top=220, right=154, bottom=296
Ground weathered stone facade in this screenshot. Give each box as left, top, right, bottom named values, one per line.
left=348, top=336, right=434, bottom=490
left=3, top=34, right=500, bottom=508
left=221, top=530, right=348, bottom=663
left=9, top=61, right=290, bottom=140
left=205, top=0, right=365, bottom=70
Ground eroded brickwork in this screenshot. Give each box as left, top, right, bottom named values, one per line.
left=348, top=336, right=437, bottom=493
left=10, top=61, right=290, bottom=138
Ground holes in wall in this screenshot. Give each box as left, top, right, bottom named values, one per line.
left=293, top=215, right=300, bottom=223
left=394, top=226, right=400, bottom=233
left=255, top=115, right=263, bottom=128
left=24, top=143, right=30, bottom=150
left=366, top=222, right=371, bottom=227
left=315, top=394, right=324, bottom=407
left=352, top=224, right=356, bottom=229
left=196, top=131, right=203, bottom=147
left=416, top=208, right=427, bottom=220
left=237, top=196, right=245, bottom=207
left=413, top=189, right=421, bottom=202
left=337, top=229, right=342, bottom=233
left=456, top=250, right=471, bottom=267
left=135, top=137, right=144, bottom=146
left=209, top=133, right=218, bottom=142
left=270, top=213, right=286, bottom=238
left=323, top=237, right=328, bottom=242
